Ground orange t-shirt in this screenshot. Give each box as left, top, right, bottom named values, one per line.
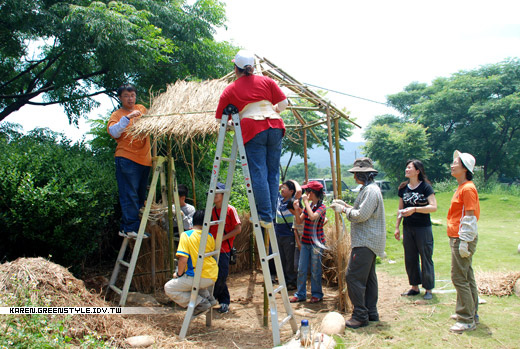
left=107, top=104, right=152, bottom=167
left=446, top=181, right=480, bottom=238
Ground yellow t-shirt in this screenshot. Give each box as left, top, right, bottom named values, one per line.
left=176, top=229, right=218, bottom=281
left=107, top=104, right=152, bottom=166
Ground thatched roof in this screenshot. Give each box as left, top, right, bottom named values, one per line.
left=129, top=55, right=360, bottom=142
left=129, top=79, right=228, bottom=143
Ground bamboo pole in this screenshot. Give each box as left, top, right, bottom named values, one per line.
left=167, top=139, right=175, bottom=274
left=334, top=116, right=342, bottom=194
left=190, top=139, right=197, bottom=207
left=303, top=129, right=308, bottom=183
left=151, top=138, right=157, bottom=291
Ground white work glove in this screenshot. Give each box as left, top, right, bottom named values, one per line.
left=330, top=202, right=346, bottom=213
left=332, top=199, right=348, bottom=207
left=459, top=241, right=471, bottom=258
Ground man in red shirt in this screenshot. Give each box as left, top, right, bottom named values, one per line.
left=210, top=182, right=242, bottom=314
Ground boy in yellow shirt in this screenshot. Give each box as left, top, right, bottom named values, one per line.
left=164, top=210, right=218, bottom=315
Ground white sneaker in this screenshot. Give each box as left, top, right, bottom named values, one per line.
left=450, top=321, right=476, bottom=333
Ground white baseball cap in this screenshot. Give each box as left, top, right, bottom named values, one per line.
left=453, top=150, right=476, bottom=173
left=232, top=50, right=255, bottom=69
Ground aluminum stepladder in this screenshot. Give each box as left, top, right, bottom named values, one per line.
left=178, top=105, right=298, bottom=346
left=108, top=155, right=185, bottom=306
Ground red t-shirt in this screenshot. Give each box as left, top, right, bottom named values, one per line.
left=446, top=181, right=480, bottom=238
left=209, top=205, right=241, bottom=253
left=215, top=75, right=287, bottom=144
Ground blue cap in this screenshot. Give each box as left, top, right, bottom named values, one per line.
left=216, top=182, right=225, bottom=190
left=301, top=319, right=309, bottom=326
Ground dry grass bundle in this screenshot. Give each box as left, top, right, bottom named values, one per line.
left=0, top=257, right=164, bottom=346
left=230, top=213, right=253, bottom=274
left=476, top=271, right=520, bottom=296
left=128, top=79, right=229, bottom=142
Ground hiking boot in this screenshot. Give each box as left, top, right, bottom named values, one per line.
left=193, top=300, right=211, bottom=316
left=345, top=317, right=369, bottom=329
left=217, top=303, right=229, bottom=314
left=450, top=321, right=476, bottom=333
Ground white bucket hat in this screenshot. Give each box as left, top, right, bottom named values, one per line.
left=453, top=150, right=476, bottom=173
left=232, top=50, right=255, bottom=69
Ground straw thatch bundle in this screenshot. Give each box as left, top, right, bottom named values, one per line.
left=476, top=271, right=520, bottom=296
left=230, top=213, right=254, bottom=274
left=128, top=79, right=229, bottom=142
left=0, top=257, right=164, bottom=346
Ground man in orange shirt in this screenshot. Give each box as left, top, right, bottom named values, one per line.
left=446, top=150, right=480, bottom=333
left=107, top=84, right=152, bottom=238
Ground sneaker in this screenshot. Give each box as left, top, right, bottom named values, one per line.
left=289, top=296, right=305, bottom=303
left=401, top=289, right=420, bottom=296
left=475, top=313, right=480, bottom=325
left=118, top=231, right=128, bottom=238
left=368, top=314, right=380, bottom=322
left=450, top=321, right=476, bottom=333
left=193, top=300, right=211, bottom=316
left=345, top=317, right=369, bottom=329
left=450, top=314, right=458, bottom=321
left=126, top=231, right=150, bottom=239
left=423, top=292, right=433, bottom=300
left=217, top=303, right=229, bottom=314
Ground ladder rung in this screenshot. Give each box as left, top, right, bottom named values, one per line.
left=109, top=285, right=122, bottom=295
left=204, top=250, right=220, bottom=258
left=264, top=252, right=279, bottom=261
left=272, top=285, right=284, bottom=294
left=215, top=189, right=231, bottom=194
left=118, top=260, right=130, bottom=268
left=221, top=157, right=232, bottom=162
left=280, top=314, right=294, bottom=328
left=209, top=219, right=224, bottom=226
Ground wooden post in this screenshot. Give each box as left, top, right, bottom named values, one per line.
left=151, top=137, right=157, bottom=291
left=303, top=129, right=309, bottom=183
left=167, top=139, right=175, bottom=274
left=190, top=139, right=197, bottom=207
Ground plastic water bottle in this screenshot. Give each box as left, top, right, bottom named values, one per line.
left=300, top=319, right=311, bottom=346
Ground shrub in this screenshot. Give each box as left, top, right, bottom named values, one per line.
left=0, top=125, right=118, bottom=273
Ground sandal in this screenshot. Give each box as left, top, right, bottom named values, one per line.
left=309, top=297, right=322, bottom=303
left=289, top=296, right=305, bottom=303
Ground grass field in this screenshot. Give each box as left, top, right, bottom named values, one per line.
left=335, top=190, right=520, bottom=348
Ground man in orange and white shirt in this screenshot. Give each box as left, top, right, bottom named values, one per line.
left=107, top=84, right=151, bottom=238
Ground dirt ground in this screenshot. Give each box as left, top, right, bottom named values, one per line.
left=114, top=269, right=408, bottom=348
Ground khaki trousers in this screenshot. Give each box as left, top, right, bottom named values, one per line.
left=450, top=236, right=478, bottom=324
left=164, top=275, right=214, bottom=308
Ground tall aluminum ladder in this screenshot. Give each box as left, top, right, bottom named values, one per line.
left=178, top=105, right=298, bottom=346
left=107, top=156, right=185, bottom=306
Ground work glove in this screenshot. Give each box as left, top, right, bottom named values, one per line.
left=330, top=202, right=346, bottom=213
left=459, top=240, right=471, bottom=258
left=332, top=199, right=348, bottom=207
left=459, top=216, right=478, bottom=241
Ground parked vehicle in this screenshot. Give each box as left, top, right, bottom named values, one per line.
left=308, top=178, right=350, bottom=199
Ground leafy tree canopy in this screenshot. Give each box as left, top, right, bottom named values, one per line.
left=381, top=58, right=520, bottom=181
left=0, top=0, right=236, bottom=123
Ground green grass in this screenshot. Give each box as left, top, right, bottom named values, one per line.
left=333, top=190, right=520, bottom=349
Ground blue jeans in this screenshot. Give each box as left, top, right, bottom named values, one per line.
left=244, top=128, right=283, bottom=222
left=214, top=252, right=231, bottom=305
left=294, top=244, right=323, bottom=300
left=115, top=157, right=150, bottom=233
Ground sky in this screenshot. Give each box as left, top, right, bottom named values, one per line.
left=4, top=0, right=520, bottom=142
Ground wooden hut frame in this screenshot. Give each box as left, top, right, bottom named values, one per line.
left=128, top=55, right=360, bottom=312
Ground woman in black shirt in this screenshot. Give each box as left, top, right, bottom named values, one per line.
left=395, top=159, right=437, bottom=300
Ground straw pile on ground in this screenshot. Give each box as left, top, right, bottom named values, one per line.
left=476, top=271, right=520, bottom=296
left=128, top=79, right=229, bottom=143
left=0, top=257, right=164, bottom=346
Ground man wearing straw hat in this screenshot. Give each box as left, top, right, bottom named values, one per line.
left=330, top=157, right=386, bottom=329
left=107, top=84, right=151, bottom=239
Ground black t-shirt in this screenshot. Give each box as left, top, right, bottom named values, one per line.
left=398, top=181, right=435, bottom=227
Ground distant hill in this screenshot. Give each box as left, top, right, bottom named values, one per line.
left=281, top=141, right=365, bottom=168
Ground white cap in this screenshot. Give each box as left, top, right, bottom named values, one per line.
left=232, top=50, right=254, bottom=69
left=453, top=150, right=476, bottom=173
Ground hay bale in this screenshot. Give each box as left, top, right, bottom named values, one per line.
left=0, top=257, right=163, bottom=346
left=476, top=271, right=520, bottom=296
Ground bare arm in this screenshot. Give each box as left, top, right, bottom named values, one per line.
left=290, top=180, right=302, bottom=199
left=415, top=194, right=437, bottom=214
left=174, top=256, right=188, bottom=277
left=395, top=198, right=404, bottom=241
left=222, top=224, right=242, bottom=241
left=302, top=194, right=320, bottom=221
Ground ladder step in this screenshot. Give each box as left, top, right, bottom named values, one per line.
left=272, top=285, right=284, bottom=294
left=264, top=252, right=279, bottom=262
left=221, top=157, right=232, bottom=162
left=109, top=285, right=122, bottom=295
left=204, top=250, right=220, bottom=258
left=209, top=219, right=224, bottom=226
left=280, top=314, right=294, bottom=328
left=118, top=260, right=130, bottom=268
left=215, top=189, right=231, bottom=194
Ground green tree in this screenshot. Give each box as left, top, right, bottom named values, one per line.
left=363, top=115, right=431, bottom=183
left=388, top=58, right=520, bottom=181
left=0, top=0, right=235, bottom=122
